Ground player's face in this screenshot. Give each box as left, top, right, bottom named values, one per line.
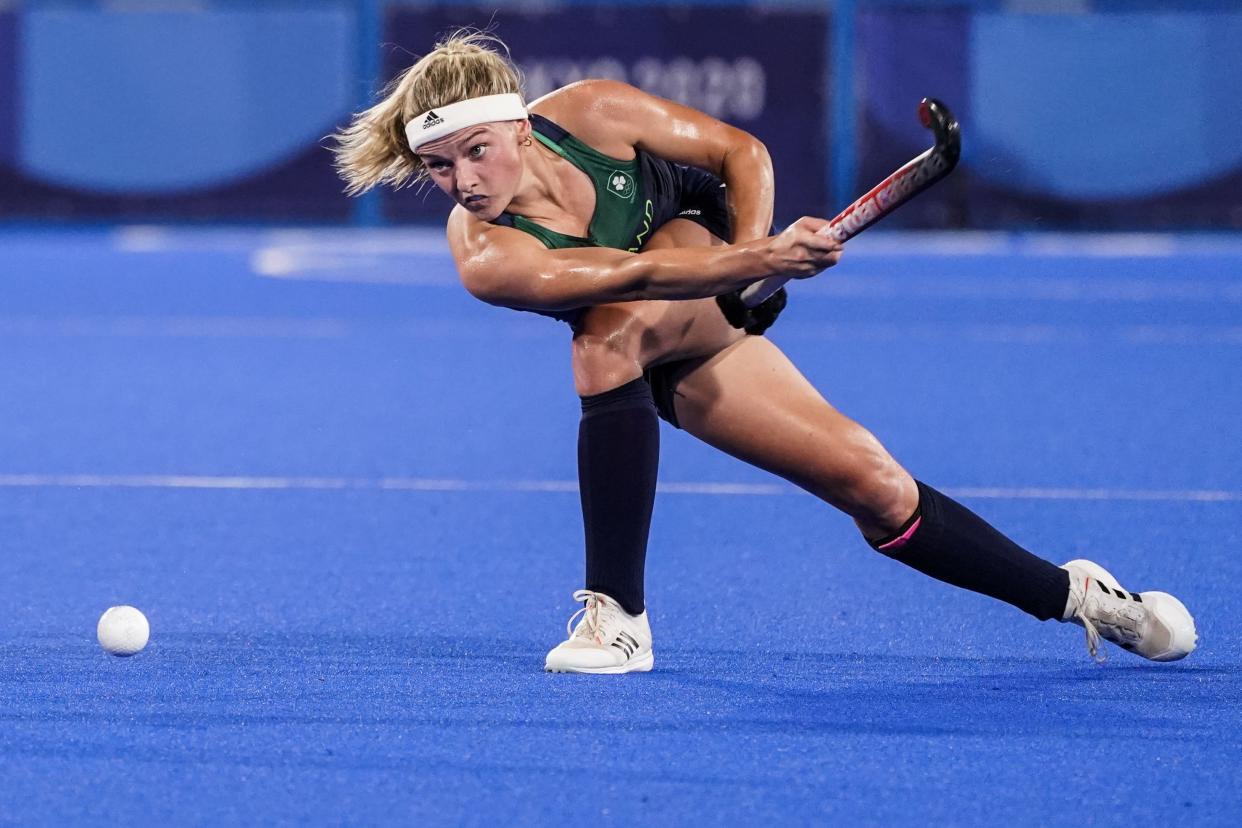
left=418, top=121, right=528, bottom=220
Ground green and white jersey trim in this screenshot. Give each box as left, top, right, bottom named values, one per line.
left=503, top=115, right=653, bottom=252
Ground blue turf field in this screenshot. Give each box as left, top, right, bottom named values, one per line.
left=2, top=227, right=1240, bottom=824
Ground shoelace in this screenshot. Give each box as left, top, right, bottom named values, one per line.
left=1072, top=576, right=1144, bottom=664
left=1069, top=574, right=1108, bottom=663
left=1074, top=600, right=1106, bottom=664
left=566, top=589, right=607, bottom=644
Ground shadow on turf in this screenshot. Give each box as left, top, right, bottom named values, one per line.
left=6, top=634, right=1236, bottom=746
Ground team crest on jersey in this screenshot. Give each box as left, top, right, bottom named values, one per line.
left=605, top=170, right=636, bottom=200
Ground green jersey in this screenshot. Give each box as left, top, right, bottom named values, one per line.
left=490, top=113, right=732, bottom=324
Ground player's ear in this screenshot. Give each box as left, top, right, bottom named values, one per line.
left=514, top=118, right=532, bottom=145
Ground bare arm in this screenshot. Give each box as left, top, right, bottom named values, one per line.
left=536, top=80, right=774, bottom=243
left=448, top=207, right=839, bottom=313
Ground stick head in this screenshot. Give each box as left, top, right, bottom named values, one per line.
left=918, top=98, right=961, bottom=166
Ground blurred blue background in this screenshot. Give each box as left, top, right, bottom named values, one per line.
left=1, top=0, right=1239, bottom=229
left=4, top=3, right=1242, bottom=823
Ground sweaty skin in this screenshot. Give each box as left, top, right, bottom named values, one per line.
left=423, top=80, right=916, bottom=538
left=420, top=80, right=844, bottom=313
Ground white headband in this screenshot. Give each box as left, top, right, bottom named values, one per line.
left=405, top=93, right=528, bottom=152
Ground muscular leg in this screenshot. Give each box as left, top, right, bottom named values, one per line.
left=571, top=219, right=742, bottom=397
left=564, top=227, right=1189, bottom=657
left=670, top=337, right=1071, bottom=621
left=667, top=336, right=917, bottom=537
left=570, top=219, right=741, bottom=615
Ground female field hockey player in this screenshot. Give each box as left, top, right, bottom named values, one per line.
left=331, top=32, right=1197, bottom=673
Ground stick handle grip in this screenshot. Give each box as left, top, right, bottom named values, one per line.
left=739, top=274, right=789, bottom=308
left=739, top=224, right=843, bottom=308
left=736, top=99, right=959, bottom=311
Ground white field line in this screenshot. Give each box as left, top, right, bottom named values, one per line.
left=945, top=487, right=1242, bottom=503
left=114, top=226, right=452, bottom=255
left=115, top=227, right=1242, bottom=260
left=845, top=232, right=1242, bottom=259
left=777, top=322, right=1242, bottom=345
left=0, top=474, right=1238, bottom=503
left=2, top=316, right=1240, bottom=345
left=247, top=257, right=1242, bottom=303
left=251, top=249, right=457, bottom=284
left=794, top=274, right=1242, bottom=304
left=107, top=227, right=1242, bottom=296
left=0, top=316, right=351, bottom=339
left=227, top=229, right=1242, bottom=301
left=264, top=268, right=1241, bottom=304
left=0, top=474, right=355, bottom=490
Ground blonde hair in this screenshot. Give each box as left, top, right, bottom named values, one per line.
left=330, top=30, right=524, bottom=196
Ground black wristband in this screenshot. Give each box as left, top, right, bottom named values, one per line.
left=716, top=287, right=788, bottom=336
left=715, top=290, right=749, bottom=329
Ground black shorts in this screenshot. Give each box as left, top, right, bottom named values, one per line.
left=643, top=359, right=693, bottom=429
left=647, top=162, right=732, bottom=244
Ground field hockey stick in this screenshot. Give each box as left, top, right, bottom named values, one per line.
left=738, top=97, right=961, bottom=310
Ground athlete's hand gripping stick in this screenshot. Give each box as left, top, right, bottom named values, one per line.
left=737, top=98, right=961, bottom=312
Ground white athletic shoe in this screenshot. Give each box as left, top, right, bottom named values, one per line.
left=544, top=590, right=654, bottom=674
left=1061, top=559, right=1197, bottom=663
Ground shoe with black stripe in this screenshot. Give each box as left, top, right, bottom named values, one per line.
left=1061, top=559, right=1197, bottom=662
left=544, top=590, right=653, bottom=674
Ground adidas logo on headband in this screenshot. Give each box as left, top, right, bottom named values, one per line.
left=405, top=94, right=529, bottom=151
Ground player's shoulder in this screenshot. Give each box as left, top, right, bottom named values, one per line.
left=445, top=205, right=539, bottom=262
left=446, top=205, right=495, bottom=255
left=531, top=78, right=637, bottom=111
left=445, top=207, right=548, bottom=304
left=529, top=80, right=645, bottom=149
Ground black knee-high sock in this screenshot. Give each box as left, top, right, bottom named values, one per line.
left=869, top=481, right=1070, bottom=621
left=579, top=377, right=659, bottom=615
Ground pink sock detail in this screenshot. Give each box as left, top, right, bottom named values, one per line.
left=877, top=515, right=922, bottom=552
